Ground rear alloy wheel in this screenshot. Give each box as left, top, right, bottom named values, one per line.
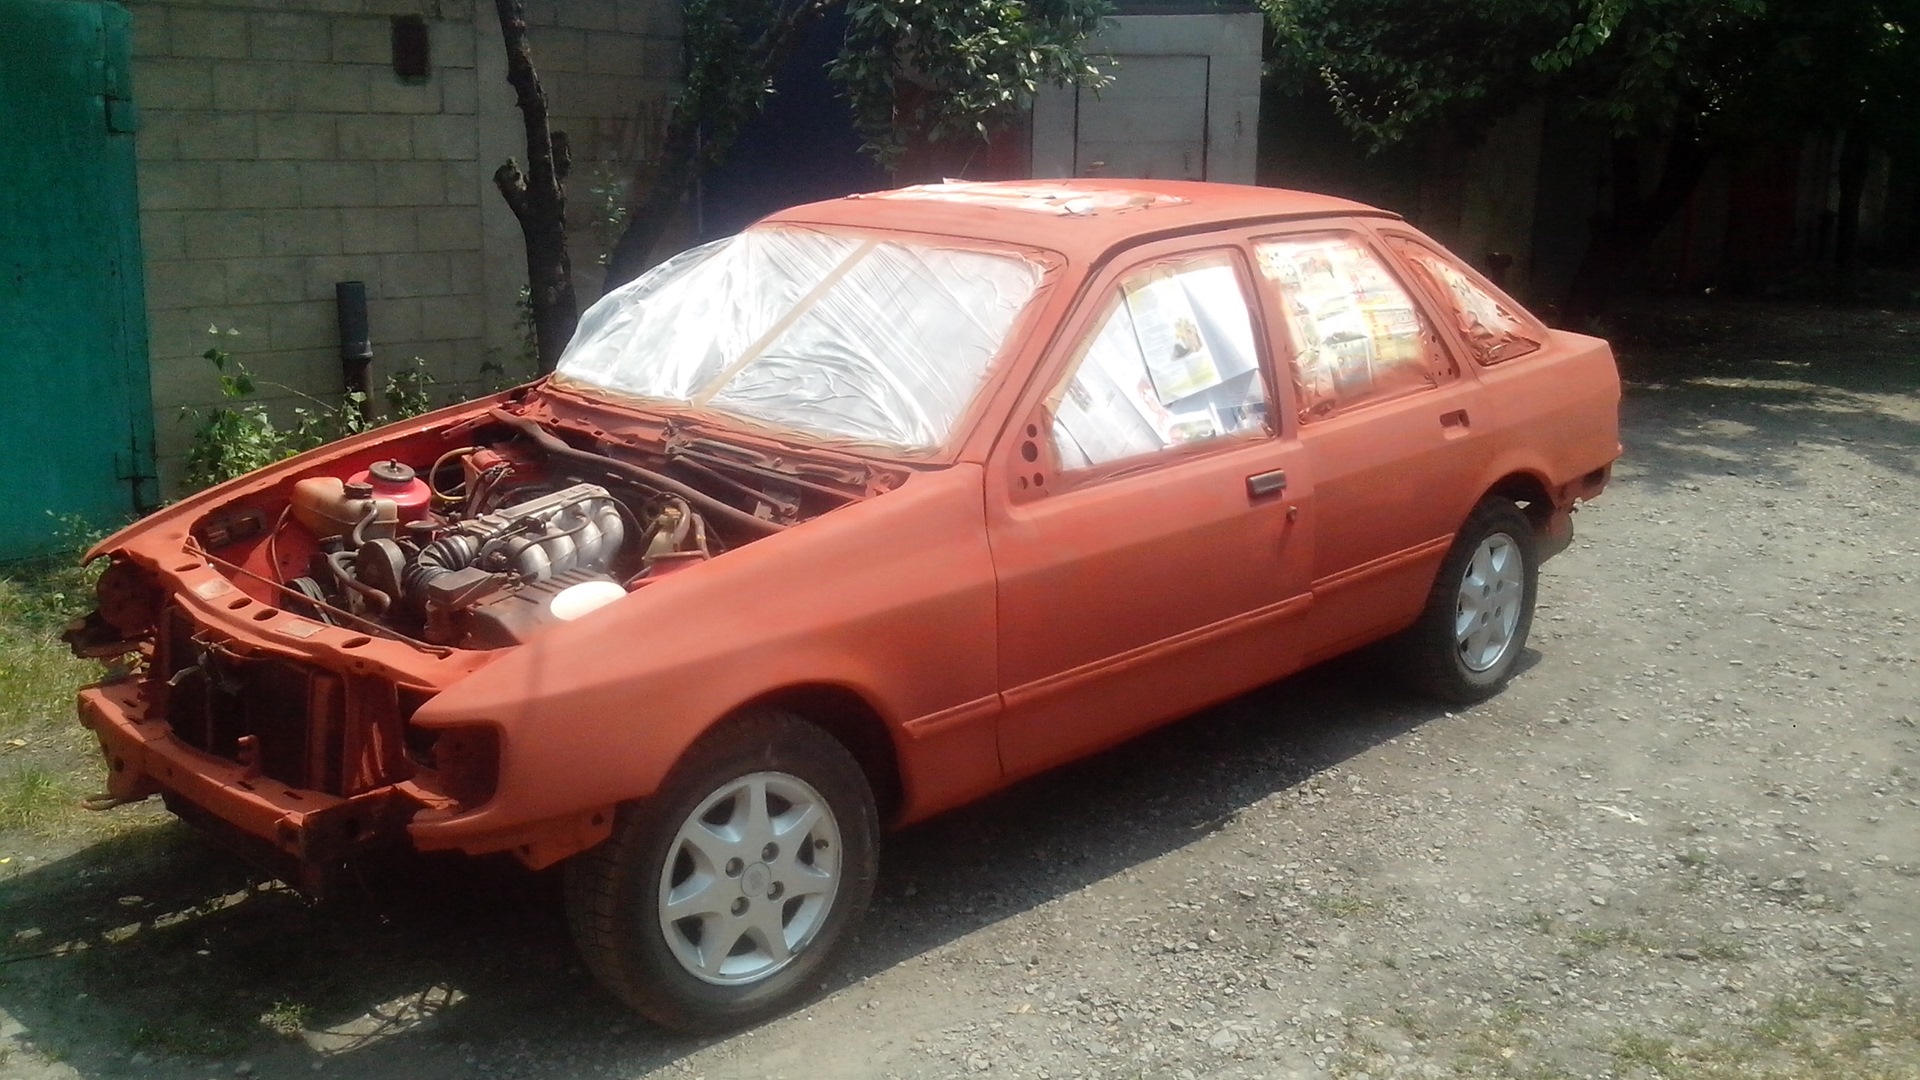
left=566, top=713, right=878, bottom=1033
left=1398, top=497, right=1538, bottom=703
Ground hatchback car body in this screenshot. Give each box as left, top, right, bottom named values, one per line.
left=70, top=180, right=1619, bottom=1031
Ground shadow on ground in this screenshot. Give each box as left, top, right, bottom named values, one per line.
left=1608, top=300, right=1920, bottom=491
left=0, top=651, right=1473, bottom=1078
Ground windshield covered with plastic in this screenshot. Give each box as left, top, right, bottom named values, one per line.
left=554, top=226, right=1049, bottom=454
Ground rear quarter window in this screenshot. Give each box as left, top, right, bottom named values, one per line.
left=1386, top=237, right=1546, bottom=366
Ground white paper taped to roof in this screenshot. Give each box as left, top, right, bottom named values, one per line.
left=556, top=226, right=1048, bottom=453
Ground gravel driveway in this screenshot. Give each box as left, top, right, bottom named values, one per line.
left=2, top=298, right=1916, bottom=1080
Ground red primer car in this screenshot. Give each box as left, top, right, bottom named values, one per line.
left=69, top=180, right=1619, bottom=1031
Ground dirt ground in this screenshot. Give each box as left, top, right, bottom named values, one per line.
left=2, top=298, right=1917, bottom=1080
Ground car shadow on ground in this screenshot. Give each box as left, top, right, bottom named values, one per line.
left=0, top=649, right=1487, bottom=1078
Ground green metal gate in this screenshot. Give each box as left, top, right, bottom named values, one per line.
left=0, top=0, right=157, bottom=561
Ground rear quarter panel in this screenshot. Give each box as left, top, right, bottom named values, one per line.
left=1475, top=329, right=1622, bottom=493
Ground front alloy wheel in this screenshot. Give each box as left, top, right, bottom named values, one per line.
left=658, top=771, right=842, bottom=985
left=566, top=712, right=878, bottom=1033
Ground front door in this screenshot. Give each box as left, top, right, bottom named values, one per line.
left=0, top=0, right=156, bottom=559
left=988, top=239, right=1315, bottom=779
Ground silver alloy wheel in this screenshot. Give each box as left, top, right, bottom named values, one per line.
left=1454, top=532, right=1526, bottom=672
left=657, top=770, right=843, bottom=986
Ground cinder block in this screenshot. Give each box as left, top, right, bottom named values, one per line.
left=257, top=114, right=338, bottom=160
left=274, top=0, right=368, bottom=16
left=415, top=206, right=482, bottom=251
left=557, top=0, right=618, bottom=31
left=446, top=251, right=485, bottom=299
left=251, top=13, right=333, bottom=62
left=367, top=295, right=424, bottom=343
left=259, top=208, right=346, bottom=256
left=412, top=114, right=477, bottom=160
left=300, top=162, right=380, bottom=207
left=130, top=5, right=168, bottom=59
left=368, top=74, right=443, bottom=115
left=227, top=256, right=311, bottom=305
left=302, top=255, right=382, bottom=301
left=139, top=161, right=222, bottom=211
left=141, top=209, right=190, bottom=261
left=445, top=162, right=480, bottom=205
left=135, top=59, right=215, bottom=110
left=378, top=251, right=453, bottom=296
left=520, top=0, right=562, bottom=28
left=583, top=31, right=643, bottom=74
left=181, top=209, right=268, bottom=259
left=338, top=114, right=415, bottom=159
left=341, top=207, right=421, bottom=254
left=289, top=63, right=376, bottom=113
left=144, top=258, right=228, bottom=309
left=418, top=293, right=485, bottom=341
left=213, top=63, right=299, bottom=112
left=330, top=15, right=389, bottom=64
left=220, top=162, right=305, bottom=209
left=374, top=161, right=447, bottom=206
left=436, top=19, right=476, bottom=68
left=169, top=8, right=248, bottom=60
left=441, top=68, right=478, bottom=114
left=135, top=109, right=183, bottom=161
left=175, top=112, right=257, bottom=160
left=532, top=28, right=588, bottom=72
left=641, top=37, right=678, bottom=78
left=265, top=301, right=340, bottom=352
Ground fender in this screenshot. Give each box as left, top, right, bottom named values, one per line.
left=407, top=465, right=1002, bottom=855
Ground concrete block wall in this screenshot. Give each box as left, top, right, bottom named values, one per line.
left=130, top=0, right=678, bottom=490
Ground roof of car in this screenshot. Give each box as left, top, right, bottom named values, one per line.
left=763, top=179, right=1398, bottom=261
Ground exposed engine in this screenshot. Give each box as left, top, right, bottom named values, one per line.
left=209, top=420, right=803, bottom=650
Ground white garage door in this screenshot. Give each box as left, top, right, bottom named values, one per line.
left=1072, top=54, right=1210, bottom=180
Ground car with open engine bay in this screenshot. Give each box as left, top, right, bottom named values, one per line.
left=67, top=179, right=1619, bottom=1032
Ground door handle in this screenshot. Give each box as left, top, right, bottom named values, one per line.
left=1246, top=469, right=1288, bottom=499
left=1439, top=409, right=1470, bottom=429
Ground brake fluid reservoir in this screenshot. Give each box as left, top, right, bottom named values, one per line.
left=352, top=460, right=432, bottom=524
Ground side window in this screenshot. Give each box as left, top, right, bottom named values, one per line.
left=1253, top=235, right=1453, bottom=422
left=1390, top=239, right=1544, bottom=365
left=1048, top=252, right=1271, bottom=471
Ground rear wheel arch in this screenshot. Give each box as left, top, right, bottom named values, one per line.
left=1485, top=471, right=1553, bottom=534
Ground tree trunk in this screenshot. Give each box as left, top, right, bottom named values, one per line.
left=600, top=0, right=839, bottom=291
left=602, top=116, right=699, bottom=288
left=1560, top=133, right=1714, bottom=325
left=492, top=0, right=578, bottom=374
left=1833, top=126, right=1872, bottom=293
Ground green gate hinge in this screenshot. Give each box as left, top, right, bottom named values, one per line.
left=106, top=96, right=139, bottom=134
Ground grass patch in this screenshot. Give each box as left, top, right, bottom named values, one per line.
left=1309, top=894, right=1376, bottom=918
left=0, top=547, right=102, bottom=738
left=0, top=763, right=81, bottom=832
left=1570, top=926, right=1660, bottom=955
left=259, top=999, right=311, bottom=1038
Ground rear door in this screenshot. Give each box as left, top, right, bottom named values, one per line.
left=1247, top=227, right=1491, bottom=659
left=986, top=235, right=1315, bottom=779
left=0, top=0, right=157, bottom=558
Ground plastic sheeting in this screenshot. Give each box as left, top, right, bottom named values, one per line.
left=555, top=226, right=1047, bottom=453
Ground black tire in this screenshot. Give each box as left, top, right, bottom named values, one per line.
left=1396, top=497, right=1538, bottom=704
left=564, top=711, right=879, bottom=1033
